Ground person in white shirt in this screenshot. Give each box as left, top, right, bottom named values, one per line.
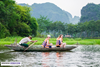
left=19, top=36, right=37, bottom=47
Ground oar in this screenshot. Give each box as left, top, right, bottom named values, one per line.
left=28, top=42, right=34, bottom=46
left=23, top=42, right=36, bottom=52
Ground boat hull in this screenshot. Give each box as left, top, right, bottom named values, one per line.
left=5, top=45, right=77, bottom=52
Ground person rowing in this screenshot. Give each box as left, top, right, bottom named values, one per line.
left=56, top=34, right=66, bottom=48
left=19, top=36, right=37, bottom=47
left=42, top=35, right=53, bottom=48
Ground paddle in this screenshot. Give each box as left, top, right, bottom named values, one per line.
left=23, top=42, right=36, bottom=52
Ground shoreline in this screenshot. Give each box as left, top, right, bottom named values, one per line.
left=0, top=37, right=100, bottom=45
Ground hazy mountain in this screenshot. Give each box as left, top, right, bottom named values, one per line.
left=80, top=3, right=100, bottom=23
left=63, top=10, right=80, bottom=24
left=19, top=2, right=80, bottom=24
left=71, top=16, right=80, bottom=24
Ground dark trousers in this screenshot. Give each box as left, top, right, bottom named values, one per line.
left=20, top=43, right=29, bottom=47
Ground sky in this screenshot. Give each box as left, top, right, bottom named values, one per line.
left=15, top=0, right=100, bottom=17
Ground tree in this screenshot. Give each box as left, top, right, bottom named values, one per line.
left=17, top=22, right=32, bottom=36
left=0, top=0, right=38, bottom=38
left=67, top=23, right=76, bottom=35
left=0, top=23, right=10, bottom=38
left=50, top=21, right=65, bottom=31
left=95, top=20, right=100, bottom=32
left=37, top=15, right=52, bottom=33
left=88, top=20, right=96, bottom=38
left=29, top=17, right=38, bottom=36
left=49, top=21, right=65, bottom=37
left=95, top=20, right=100, bottom=37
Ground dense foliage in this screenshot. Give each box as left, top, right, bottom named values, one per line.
left=0, top=0, right=38, bottom=38
left=80, top=3, right=100, bottom=23
left=37, top=15, right=52, bottom=33
left=37, top=16, right=100, bottom=38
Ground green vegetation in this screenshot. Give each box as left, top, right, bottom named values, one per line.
left=80, top=3, right=100, bottom=22
left=37, top=15, right=52, bottom=33
left=0, top=37, right=100, bottom=46
left=37, top=16, right=100, bottom=38
left=37, top=16, right=66, bottom=37
left=0, top=0, right=38, bottom=38
left=0, top=0, right=100, bottom=45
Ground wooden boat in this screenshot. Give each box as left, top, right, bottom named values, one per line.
left=4, top=39, right=78, bottom=52
left=5, top=44, right=77, bottom=52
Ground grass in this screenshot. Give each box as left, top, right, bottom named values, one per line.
left=0, top=36, right=100, bottom=46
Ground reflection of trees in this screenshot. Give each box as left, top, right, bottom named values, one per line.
left=0, top=52, right=14, bottom=61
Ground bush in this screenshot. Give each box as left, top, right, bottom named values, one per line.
left=17, top=22, right=32, bottom=36
left=0, top=23, right=10, bottom=38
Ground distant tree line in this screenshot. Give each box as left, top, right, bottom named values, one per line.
left=0, top=0, right=38, bottom=38
left=76, top=20, right=100, bottom=38
left=37, top=16, right=100, bottom=38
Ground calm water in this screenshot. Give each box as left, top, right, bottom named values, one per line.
left=0, top=45, right=100, bottom=67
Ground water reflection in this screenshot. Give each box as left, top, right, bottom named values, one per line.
left=41, top=52, right=66, bottom=67
left=56, top=52, right=65, bottom=67
left=0, top=45, right=100, bottom=67
left=42, top=52, right=49, bottom=67
left=0, top=50, right=14, bottom=62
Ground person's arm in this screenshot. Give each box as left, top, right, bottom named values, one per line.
left=44, top=39, right=49, bottom=45
left=60, top=38, right=63, bottom=43
left=30, top=40, right=37, bottom=43
left=47, top=40, right=49, bottom=45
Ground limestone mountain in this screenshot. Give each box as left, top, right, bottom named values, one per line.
left=80, top=3, right=100, bottom=23
left=19, top=2, right=80, bottom=24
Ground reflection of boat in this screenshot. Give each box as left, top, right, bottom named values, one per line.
left=5, top=44, right=77, bottom=52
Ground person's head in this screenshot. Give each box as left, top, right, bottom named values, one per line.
left=47, top=35, right=51, bottom=39
left=29, top=35, right=32, bottom=39
left=58, top=34, right=63, bottom=38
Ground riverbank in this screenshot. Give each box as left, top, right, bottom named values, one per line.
left=0, top=36, right=100, bottom=46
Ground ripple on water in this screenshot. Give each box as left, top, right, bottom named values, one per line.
left=0, top=45, right=100, bottom=67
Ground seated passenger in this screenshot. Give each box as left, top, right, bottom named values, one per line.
left=42, top=35, right=53, bottom=48
left=56, top=34, right=66, bottom=48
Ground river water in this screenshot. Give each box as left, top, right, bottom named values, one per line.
left=0, top=45, right=100, bottom=67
